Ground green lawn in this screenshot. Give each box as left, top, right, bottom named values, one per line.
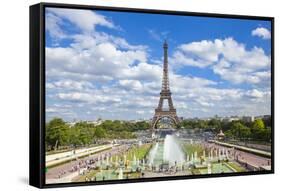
left=226, top=162, right=246, bottom=172
left=73, top=170, right=100, bottom=182
left=191, top=168, right=201, bottom=175
left=119, top=144, right=152, bottom=161
left=182, top=143, right=204, bottom=156
left=73, top=169, right=141, bottom=182
left=71, top=144, right=152, bottom=182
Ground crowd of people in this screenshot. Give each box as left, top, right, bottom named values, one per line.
left=55, top=144, right=132, bottom=180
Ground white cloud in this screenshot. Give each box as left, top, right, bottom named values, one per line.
left=136, top=110, right=145, bottom=114
left=46, top=80, right=93, bottom=91
left=46, top=41, right=148, bottom=82
left=244, top=89, right=270, bottom=99
left=148, top=29, right=163, bottom=42
left=71, top=32, right=148, bottom=52
left=57, top=92, right=121, bottom=104
left=119, top=80, right=143, bottom=91
left=252, top=27, right=271, bottom=39
left=46, top=37, right=271, bottom=120
left=170, top=74, right=217, bottom=91
left=45, top=9, right=271, bottom=121
left=46, top=12, right=66, bottom=40
left=46, top=104, right=77, bottom=119
left=46, top=107, right=59, bottom=113
left=47, top=8, right=115, bottom=33
left=171, top=38, right=271, bottom=85
left=111, top=36, right=148, bottom=51
left=179, top=39, right=223, bottom=63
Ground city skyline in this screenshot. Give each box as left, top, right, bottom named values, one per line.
left=45, top=8, right=272, bottom=121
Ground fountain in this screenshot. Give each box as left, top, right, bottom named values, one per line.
left=124, top=154, right=127, bottom=164
left=226, top=149, right=228, bottom=159
left=97, top=158, right=101, bottom=167
left=101, top=154, right=104, bottom=165
left=216, top=149, right=219, bottom=159
left=148, top=142, right=159, bottom=165
left=207, top=163, right=212, bottom=174
left=115, top=156, right=119, bottom=167
left=163, top=135, right=185, bottom=165
left=133, top=154, right=137, bottom=166
left=118, top=168, right=123, bottom=179
left=106, top=156, right=109, bottom=166
left=194, top=151, right=198, bottom=161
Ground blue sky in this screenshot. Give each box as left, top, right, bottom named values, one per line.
left=45, top=7, right=271, bottom=122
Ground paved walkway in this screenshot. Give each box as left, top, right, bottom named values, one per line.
left=46, top=144, right=115, bottom=167
left=143, top=170, right=191, bottom=178
left=46, top=145, right=130, bottom=183
left=208, top=142, right=271, bottom=169
left=210, top=140, right=271, bottom=157
left=46, top=171, right=80, bottom=184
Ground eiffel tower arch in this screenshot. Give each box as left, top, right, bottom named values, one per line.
left=151, top=41, right=180, bottom=131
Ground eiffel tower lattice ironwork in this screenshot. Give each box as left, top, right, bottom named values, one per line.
left=151, top=41, right=180, bottom=130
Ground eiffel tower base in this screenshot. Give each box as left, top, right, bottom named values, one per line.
left=151, top=110, right=180, bottom=137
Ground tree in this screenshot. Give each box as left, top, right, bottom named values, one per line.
left=45, top=118, right=69, bottom=150
left=74, top=122, right=94, bottom=145
left=94, top=126, right=106, bottom=139
left=251, top=119, right=266, bottom=141
left=134, top=121, right=149, bottom=130
left=252, top=119, right=265, bottom=129
left=226, top=121, right=250, bottom=140
left=68, top=127, right=81, bottom=148
left=263, top=116, right=271, bottom=128
left=264, top=127, right=271, bottom=142
left=198, top=120, right=208, bottom=129
left=208, top=119, right=221, bottom=130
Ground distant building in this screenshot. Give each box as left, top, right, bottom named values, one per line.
left=66, top=122, right=76, bottom=127
left=86, top=120, right=103, bottom=126
left=217, top=130, right=225, bottom=140
left=222, top=116, right=240, bottom=122
left=255, top=115, right=271, bottom=120
left=242, top=116, right=254, bottom=122
left=66, top=119, right=104, bottom=127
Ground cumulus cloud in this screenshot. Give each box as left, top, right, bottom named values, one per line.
left=252, top=27, right=271, bottom=39
left=171, top=38, right=271, bottom=85
left=45, top=8, right=271, bottom=121
left=46, top=80, right=94, bottom=91
left=46, top=42, right=148, bottom=82
left=46, top=12, right=66, bottom=39
left=119, top=80, right=143, bottom=91
left=47, top=8, right=115, bottom=33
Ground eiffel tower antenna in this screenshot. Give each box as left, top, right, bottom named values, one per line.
left=151, top=41, right=180, bottom=132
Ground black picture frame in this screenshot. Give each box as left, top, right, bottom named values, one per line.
left=30, top=2, right=275, bottom=188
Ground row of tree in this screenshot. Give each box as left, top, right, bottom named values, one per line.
left=224, top=119, right=271, bottom=142
left=46, top=118, right=150, bottom=151
left=180, top=118, right=271, bottom=142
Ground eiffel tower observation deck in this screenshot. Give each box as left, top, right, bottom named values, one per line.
left=151, top=41, right=180, bottom=130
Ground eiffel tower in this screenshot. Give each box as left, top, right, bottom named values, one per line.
left=151, top=40, right=180, bottom=131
